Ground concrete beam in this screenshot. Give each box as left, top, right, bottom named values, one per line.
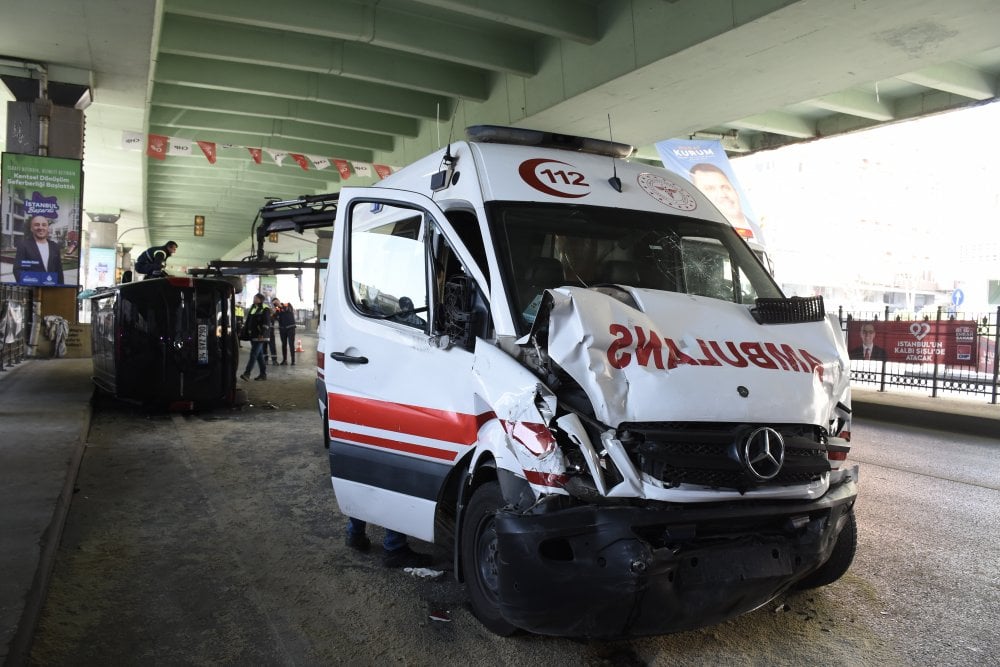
left=159, top=14, right=491, bottom=101
left=807, top=89, right=896, bottom=121
left=152, top=84, right=420, bottom=137
left=407, top=0, right=600, bottom=44
left=726, top=111, right=816, bottom=139
left=897, top=62, right=996, bottom=100
left=166, top=0, right=536, bottom=75
left=149, top=108, right=395, bottom=152
left=154, top=54, right=448, bottom=121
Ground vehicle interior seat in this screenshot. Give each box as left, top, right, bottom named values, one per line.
left=600, top=260, right=641, bottom=287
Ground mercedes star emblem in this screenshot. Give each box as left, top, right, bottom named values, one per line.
left=741, top=427, right=785, bottom=480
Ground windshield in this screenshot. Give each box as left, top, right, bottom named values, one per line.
left=488, top=202, right=784, bottom=331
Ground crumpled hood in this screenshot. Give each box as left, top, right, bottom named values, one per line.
left=537, top=286, right=850, bottom=427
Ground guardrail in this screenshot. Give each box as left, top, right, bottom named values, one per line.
left=839, top=305, right=1000, bottom=404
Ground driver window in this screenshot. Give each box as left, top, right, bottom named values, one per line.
left=347, top=201, right=429, bottom=332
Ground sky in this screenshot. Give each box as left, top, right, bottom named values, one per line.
left=730, top=100, right=1000, bottom=310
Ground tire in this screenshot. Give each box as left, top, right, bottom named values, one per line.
left=460, top=481, right=518, bottom=636
left=795, top=510, right=857, bottom=590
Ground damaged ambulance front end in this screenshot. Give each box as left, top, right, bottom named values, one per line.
left=464, top=203, right=857, bottom=638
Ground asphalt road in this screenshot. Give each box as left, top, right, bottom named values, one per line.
left=26, top=364, right=1000, bottom=666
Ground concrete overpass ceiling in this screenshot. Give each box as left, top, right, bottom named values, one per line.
left=1, top=0, right=999, bottom=270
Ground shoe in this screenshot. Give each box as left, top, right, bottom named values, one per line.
left=290, top=360, right=295, bottom=366
left=346, top=533, right=371, bottom=552
left=383, top=545, right=433, bottom=568
left=271, top=358, right=279, bottom=364
left=254, top=375, right=267, bottom=381
left=280, top=360, right=287, bottom=366
left=240, top=372, right=250, bottom=381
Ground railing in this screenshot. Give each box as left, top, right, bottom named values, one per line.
left=1, top=285, right=33, bottom=370
left=839, top=305, right=1000, bottom=404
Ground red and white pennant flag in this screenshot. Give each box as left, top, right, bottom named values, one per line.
left=350, top=161, right=372, bottom=178
left=197, top=141, right=217, bottom=164
left=128, top=131, right=387, bottom=176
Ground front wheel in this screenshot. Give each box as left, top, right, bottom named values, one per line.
left=794, top=511, right=857, bottom=590
left=460, top=481, right=518, bottom=636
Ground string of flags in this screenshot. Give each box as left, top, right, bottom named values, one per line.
left=121, top=130, right=395, bottom=180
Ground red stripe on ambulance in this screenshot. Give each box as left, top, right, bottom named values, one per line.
left=328, top=392, right=491, bottom=447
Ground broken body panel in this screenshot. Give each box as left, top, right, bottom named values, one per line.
left=318, top=126, right=857, bottom=638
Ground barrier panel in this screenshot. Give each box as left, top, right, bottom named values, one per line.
left=0, top=285, right=32, bottom=370
left=840, top=305, right=1000, bottom=404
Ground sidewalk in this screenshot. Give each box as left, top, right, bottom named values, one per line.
left=0, top=355, right=997, bottom=665
left=0, top=357, right=93, bottom=666
left=851, top=387, right=1000, bottom=440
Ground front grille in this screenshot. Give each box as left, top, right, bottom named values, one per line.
left=752, top=295, right=826, bottom=324
left=620, top=422, right=830, bottom=492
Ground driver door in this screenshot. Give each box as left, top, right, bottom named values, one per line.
left=324, top=188, right=491, bottom=543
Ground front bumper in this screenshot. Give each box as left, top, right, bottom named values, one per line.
left=493, top=475, right=857, bottom=638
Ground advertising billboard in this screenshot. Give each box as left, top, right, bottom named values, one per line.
left=655, top=139, right=765, bottom=247
left=1, top=153, right=83, bottom=287
left=87, top=247, right=117, bottom=289
left=847, top=319, right=979, bottom=366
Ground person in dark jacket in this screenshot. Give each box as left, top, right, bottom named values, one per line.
left=134, top=241, right=177, bottom=278
left=13, top=215, right=64, bottom=285
left=272, top=298, right=297, bottom=365
left=266, top=304, right=279, bottom=365
left=240, top=294, right=272, bottom=381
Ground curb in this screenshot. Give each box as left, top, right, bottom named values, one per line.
left=852, top=396, right=1000, bottom=441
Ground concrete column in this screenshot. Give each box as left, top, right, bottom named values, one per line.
left=1, top=64, right=92, bottom=324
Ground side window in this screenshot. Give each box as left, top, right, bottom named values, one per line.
left=347, top=202, right=429, bottom=332
left=737, top=265, right=760, bottom=302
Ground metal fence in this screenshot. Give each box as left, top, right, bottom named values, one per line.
left=0, top=284, right=33, bottom=371
left=840, top=305, right=1000, bottom=404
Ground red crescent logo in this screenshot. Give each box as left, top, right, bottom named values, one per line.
left=518, top=158, right=590, bottom=198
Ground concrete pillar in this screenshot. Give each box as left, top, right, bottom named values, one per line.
left=1, top=64, right=92, bottom=324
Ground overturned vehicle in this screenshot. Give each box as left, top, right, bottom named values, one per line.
left=309, top=126, right=858, bottom=638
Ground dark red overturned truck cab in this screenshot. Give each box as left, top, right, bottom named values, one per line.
left=89, top=276, right=240, bottom=410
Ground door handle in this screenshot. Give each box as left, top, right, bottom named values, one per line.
left=330, top=351, right=369, bottom=364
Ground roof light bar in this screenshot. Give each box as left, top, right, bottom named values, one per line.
left=466, top=125, right=636, bottom=159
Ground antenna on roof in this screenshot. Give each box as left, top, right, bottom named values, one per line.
left=444, top=100, right=460, bottom=165
left=607, top=114, right=622, bottom=193
left=431, top=102, right=461, bottom=191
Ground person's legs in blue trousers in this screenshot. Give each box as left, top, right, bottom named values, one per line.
left=242, top=340, right=263, bottom=378
left=345, top=517, right=432, bottom=568
left=254, top=341, right=267, bottom=378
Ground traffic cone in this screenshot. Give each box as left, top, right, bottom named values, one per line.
left=295, top=338, right=304, bottom=353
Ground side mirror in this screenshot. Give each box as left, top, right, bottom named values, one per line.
left=441, top=276, right=483, bottom=352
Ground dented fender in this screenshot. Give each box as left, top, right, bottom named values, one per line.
left=471, top=340, right=568, bottom=495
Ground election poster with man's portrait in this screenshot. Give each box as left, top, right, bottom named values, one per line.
left=655, top=138, right=766, bottom=247
left=1, top=153, right=83, bottom=287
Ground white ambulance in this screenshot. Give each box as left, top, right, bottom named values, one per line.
left=314, top=126, right=857, bottom=638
